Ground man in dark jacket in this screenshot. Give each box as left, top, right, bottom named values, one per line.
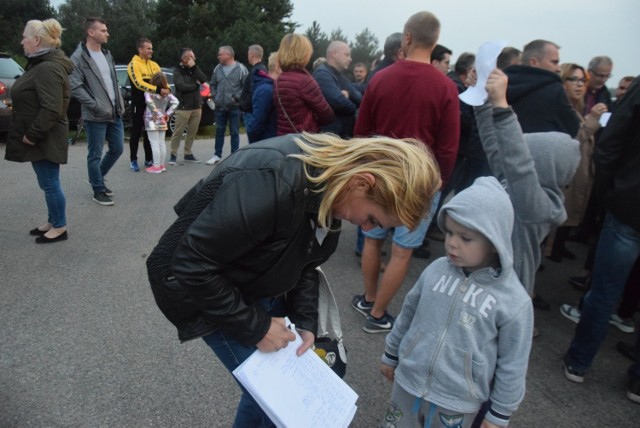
left=239, top=44, right=267, bottom=116
left=246, top=52, right=279, bottom=143
left=69, top=17, right=125, bottom=206
left=365, top=32, right=404, bottom=89
left=563, top=77, right=640, bottom=404
left=168, top=48, right=207, bottom=165
left=505, top=39, right=580, bottom=137
left=584, top=56, right=613, bottom=115
left=313, top=41, right=362, bottom=138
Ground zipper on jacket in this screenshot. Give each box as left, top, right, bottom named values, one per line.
left=423, top=275, right=470, bottom=396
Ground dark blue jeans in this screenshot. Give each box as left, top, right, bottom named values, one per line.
left=566, top=212, right=640, bottom=372
left=215, top=109, right=240, bottom=158
left=31, top=160, right=66, bottom=228
left=85, top=118, right=124, bottom=193
left=202, top=296, right=286, bottom=428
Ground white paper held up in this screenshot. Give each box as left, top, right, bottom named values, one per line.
left=459, top=40, right=509, bottom=106
left=233, top=318, right=358, bottom=428
left=599, top=112, right=612, bottom=127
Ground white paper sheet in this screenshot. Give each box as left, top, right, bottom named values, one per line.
left=233, top=318, right=358, bottom=428
left=599, top=112, right=612, bottom=127
left=459, top=40, right=509, bottom=106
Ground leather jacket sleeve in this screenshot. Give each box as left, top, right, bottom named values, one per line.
left=170, top=168, right=300, bottom=345
left=285, top=266, right=319, bottom=335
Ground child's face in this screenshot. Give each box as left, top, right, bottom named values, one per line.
left=443, top=215, right=497, bottom=273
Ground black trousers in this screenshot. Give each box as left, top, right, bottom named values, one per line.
left=129, top=102, right=152, bottom=163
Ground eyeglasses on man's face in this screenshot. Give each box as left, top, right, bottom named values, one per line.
left=590, top=71, right=612, bottom=79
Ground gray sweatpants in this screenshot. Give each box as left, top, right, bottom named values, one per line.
left=381, top=381, right=477, bottom=428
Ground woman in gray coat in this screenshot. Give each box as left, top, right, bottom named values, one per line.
left=5, top=19, right=73, bottom=244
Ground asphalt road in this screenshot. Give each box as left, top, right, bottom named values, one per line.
left=1, top=134, right=637, bottom=427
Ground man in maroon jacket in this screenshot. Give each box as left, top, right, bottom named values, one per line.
left=351, top=11, right=460, bottom=333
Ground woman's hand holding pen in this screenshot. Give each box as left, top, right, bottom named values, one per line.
left=256, top=317, right=296, bottom=353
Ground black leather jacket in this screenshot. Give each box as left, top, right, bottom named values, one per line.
left=147, top=135, right=341, bottom=345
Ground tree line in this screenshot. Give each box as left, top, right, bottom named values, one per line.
left=2, top=0, right=382, bottom=77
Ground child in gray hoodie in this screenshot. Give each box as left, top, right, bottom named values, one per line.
left=380, top=176, right=533, bottom=428
left=475, top=68, right=580, bottom=299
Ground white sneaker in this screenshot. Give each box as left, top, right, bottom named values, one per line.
left=206, top=154, right=221, bottom=165
left=610, top=314, right=636, bottom=333
left=560, top=304, right=581, bottom=324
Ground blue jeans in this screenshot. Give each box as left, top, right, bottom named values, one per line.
left=31, top=160, right=66, bottom=228
left=85, top=118, right=124, bottom=193
left=215, top=109, right=240, bottom=158
left=202, top=296, right=286, bottom=428
left=566, top=212, right=640, bottom=372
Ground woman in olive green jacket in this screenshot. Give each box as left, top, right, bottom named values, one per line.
left=5, top=19, right=73, bottom=244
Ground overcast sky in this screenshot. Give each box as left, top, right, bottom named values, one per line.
left=48, top=0, right=638, bottom=80
left=290, top=0, right=639, bottom=81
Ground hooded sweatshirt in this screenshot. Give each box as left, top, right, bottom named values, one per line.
left=505, top=65, right=580, bottom=137
left=382, top=177, right=533, bottom=427
left=474, top=104, right=580, bottom=295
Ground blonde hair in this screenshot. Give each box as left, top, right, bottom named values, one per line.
left=267, top=52, right=279, bottom=73
left=291, top=133, right=442, bottom=229
left=277, top=34, right=313, bottom=71
left=25, top=19, right=63, bottom=49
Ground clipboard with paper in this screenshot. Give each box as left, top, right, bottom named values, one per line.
left=232, top=292, right=358, bottom=427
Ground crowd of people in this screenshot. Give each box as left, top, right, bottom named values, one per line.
left=4, top=8, right=639, bottom=428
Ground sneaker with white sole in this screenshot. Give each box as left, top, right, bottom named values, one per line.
left=628, top=377, right=640, bottom=404
left=168, top=155, right=177, bottom=165
left=206, top=154, right=221, bottom=165
left=560, top=304, right=581, bottom=324
left=146, top=165, right=163, bottom=174
left=93, top=191, right=114, bottom=206
left=562, top=357, right=586, bottom=383
left=351, top=294, right=374, bottom=317
left=610, top=314, right=635, bottom=333
left=363, top=312, right=395, bottom=334
left=561, top=305, right=636, bottom=333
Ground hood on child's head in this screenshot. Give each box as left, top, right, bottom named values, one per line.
left=523, top=132, right=580, bottom=191
left=437, top=176, right=514, bottom=273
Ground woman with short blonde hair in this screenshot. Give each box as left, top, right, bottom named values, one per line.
left=147, top=131, right=441, bottom=426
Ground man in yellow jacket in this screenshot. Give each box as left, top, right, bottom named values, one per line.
left=127, top=38, right=169, bottom=171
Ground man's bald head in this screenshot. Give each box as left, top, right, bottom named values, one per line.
left=326, top=40, right=352, bottom=72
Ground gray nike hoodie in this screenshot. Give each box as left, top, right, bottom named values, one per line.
left=382, top=177, right=533, bottom=427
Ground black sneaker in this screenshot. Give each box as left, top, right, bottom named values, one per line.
left=93, top=191, right=114, bottom=206
left=562, top=357, right=585, bottom=383
left=184, top=154, right=201, bottom=163
left=87, top=180, right=113, bottom=196
left=168, top=155, right=177, bottom=165
left=352, top=294, right=374, bottom=317
left=628, top=377, right=640, bottom=404
left=363, top=312, right=395, bottom=334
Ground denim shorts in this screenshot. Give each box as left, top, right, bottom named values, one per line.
left=363, top=192, right=440, bottom=249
